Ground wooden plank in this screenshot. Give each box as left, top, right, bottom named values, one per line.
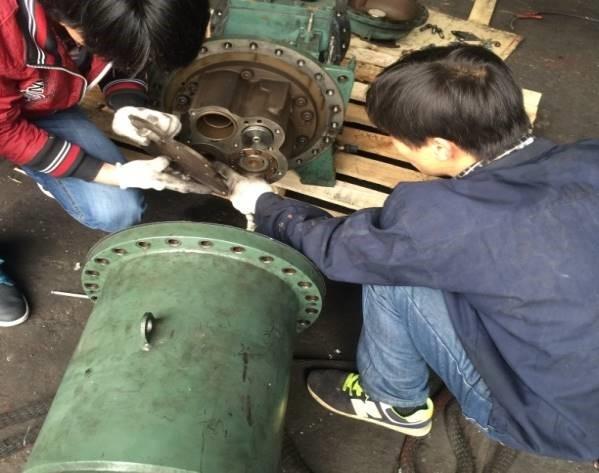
left=274, top=171, right=388, bottom=210
left=351, top=81, right=369, bottom=102
left=523, top=90, right=543, bottom=125
left=345, top=102, right=372, bottom=127
left=468, top=0, right=498, bottom=25
left=335, top=152, right=428, bottom=187
left=339, top=127, right=406, bottom=163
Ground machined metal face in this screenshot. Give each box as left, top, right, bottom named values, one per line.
left=161, top=38, right=347, bottom=182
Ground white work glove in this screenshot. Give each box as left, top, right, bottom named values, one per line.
left=216, top=164, right=273, bottom=215
left=112, top=106, right=182, bottom=147
left=115, top=157, right=211, bottom=194
left=230, top=177, right=273, bottom=215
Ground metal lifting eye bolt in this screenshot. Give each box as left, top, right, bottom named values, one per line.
left=141, top=312, right=156, bottom=351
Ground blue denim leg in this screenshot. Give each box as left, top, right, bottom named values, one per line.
left=358, top=285, right=493, bottom=430
left=24, top=107, right=144, bottom=233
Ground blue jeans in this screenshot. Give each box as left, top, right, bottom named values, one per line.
left=358, top=285, right=493, bottom=431
left=24, top=107, right=144, bottom=233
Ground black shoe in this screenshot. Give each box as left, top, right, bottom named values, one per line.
left=307, top=370, right=433, bottom=436
left=0, top=284, right=30, bottom=327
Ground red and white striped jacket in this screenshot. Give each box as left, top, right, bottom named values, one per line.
left=0, top=0, right=148, bottom=180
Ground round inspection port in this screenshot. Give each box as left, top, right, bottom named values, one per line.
left=196, top=112, right=236, bottom=140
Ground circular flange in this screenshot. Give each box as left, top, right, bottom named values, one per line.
left=162, top=38, right=347, bottom=173
left=82, top=223, right=326, bottom=332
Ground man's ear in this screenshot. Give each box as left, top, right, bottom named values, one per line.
left=430, top=138, right=454, bottom=162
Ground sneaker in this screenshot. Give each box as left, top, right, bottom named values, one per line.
left=0, top=278, right=29, bottom=328
left=307, top=370, right=433, bottom=437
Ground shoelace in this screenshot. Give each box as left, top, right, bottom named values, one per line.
left=342, top=373, right=366, bottom=398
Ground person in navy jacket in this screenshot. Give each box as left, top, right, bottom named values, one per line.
left=0, top=0, right=210, bottom=327
left=223, top=45, right=599, bottom=462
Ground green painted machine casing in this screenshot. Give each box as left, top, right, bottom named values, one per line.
left=24, top=223, right=325, bottom=473
left=211, top=0, right=356, bottom=186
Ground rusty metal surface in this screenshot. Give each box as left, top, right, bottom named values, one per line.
left=129, top=116, right=229, bottom=195
left=161, top=39, right=348, bottom=183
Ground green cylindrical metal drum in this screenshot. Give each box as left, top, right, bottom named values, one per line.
left=24, top=222, right=325, bottom=473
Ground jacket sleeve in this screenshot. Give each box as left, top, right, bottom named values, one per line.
left=0, top=77, right=103, bottom=180
left=254, top=191, right=438, bottom=287
left=100, top=69, right=149, bottom=110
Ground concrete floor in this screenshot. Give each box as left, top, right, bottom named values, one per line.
left=1, top=0, right=599, bottom=471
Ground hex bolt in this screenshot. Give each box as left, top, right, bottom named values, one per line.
left=176, top=95, right=190, bottom=106
left=295, top=97, right=308, bottom=107
left=250, top=42, right=258, bottom=50
left=331, top=122, right=339, bottom=129
left=275, top=49, right=284, bottom=56
left=315, top=73, right=323, bottom=81
left=331, top=105, right=341, bottom=113
left=338, top=75, right=349, bottom=83
left=297, top=59, right=305, bottom=67
left=326, top=89, right=335, bottom=96
left=240, top=70, right=254, bottom=80
left=224, top=42, right=232, bottom=49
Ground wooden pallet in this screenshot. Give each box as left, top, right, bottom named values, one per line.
left=81, top=0, right=542, bottom=216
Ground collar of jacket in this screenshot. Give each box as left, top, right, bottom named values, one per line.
left=16, top=0, right=63, bottom=67
left=461, top=137, right=557, bottom=178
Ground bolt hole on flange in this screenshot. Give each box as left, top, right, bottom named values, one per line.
left=112, top=248, right=127, bottom=256
left=231, top=246, right=246, bottom=254
left=136, top=241, right=151, bottom=250
left=282, top=268, right=297, bottom=275
left=298, top=281, right=312, bottom=288
left=199, top=240, right=214, bottom=248
left=94, top=258, right=110, bottom=266
left=260, top=256, right=274, bottom=264
left=167, top=239, right=182, bottom=247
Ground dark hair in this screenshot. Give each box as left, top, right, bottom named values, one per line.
left=366, top=45, right=531, bottom=161
left=40, top=0, right=210, bottom=72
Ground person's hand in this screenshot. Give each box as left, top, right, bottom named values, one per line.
left=216, top=163, right=273, bottom=215
left=112, top=107, right=181, bottom=147
left=95, top=157, right=211, bottom=194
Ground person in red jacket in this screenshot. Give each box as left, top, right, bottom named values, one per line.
left=0, top=0, right=211, bottom=327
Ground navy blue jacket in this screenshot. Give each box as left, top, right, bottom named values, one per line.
left=255, top=138, right=599, bottom=461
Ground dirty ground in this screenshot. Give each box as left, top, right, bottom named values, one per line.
left=1, top=0, right=599, bottom=471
